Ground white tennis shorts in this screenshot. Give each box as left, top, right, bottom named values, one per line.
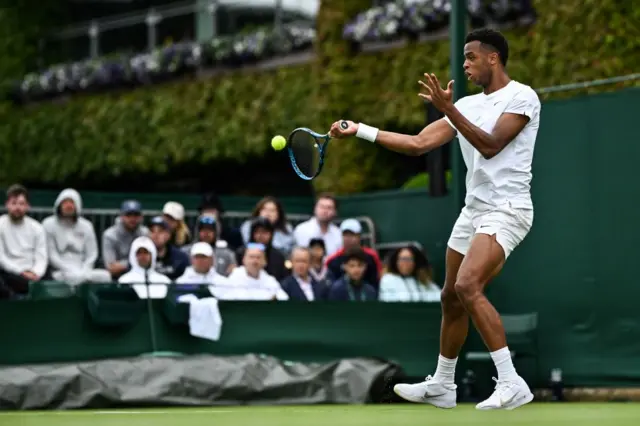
left=447, top=201, right=534, bottom=259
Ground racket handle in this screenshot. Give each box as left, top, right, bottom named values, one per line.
left=339, top=120, right=349, bottom=130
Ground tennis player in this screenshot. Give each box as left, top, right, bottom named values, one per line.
left=329, top=29, right=541, bottom=410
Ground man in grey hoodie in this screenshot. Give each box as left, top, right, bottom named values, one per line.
left=0, top=184, right=48, bottom=299
left=42, top=189, right=112, bottom=286
left=101, top=200, right=148, bottom=279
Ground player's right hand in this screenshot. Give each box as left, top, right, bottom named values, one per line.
left=329, top=120, right=357, bottom=138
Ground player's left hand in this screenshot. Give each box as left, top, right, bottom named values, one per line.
left=419, top=73, right=454, bottom=112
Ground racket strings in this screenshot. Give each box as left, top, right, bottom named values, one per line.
left=290, top=130, right=321, bottom=179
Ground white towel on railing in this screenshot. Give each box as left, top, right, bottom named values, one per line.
left=178, top=295, right=222, bottom=341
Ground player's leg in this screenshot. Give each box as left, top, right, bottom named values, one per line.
left=393, top=209, right=474, bottom=409
left=455, top=206, right=534, bottom=410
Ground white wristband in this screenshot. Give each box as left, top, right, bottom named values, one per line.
left=356, top=123, right=379, bottom=143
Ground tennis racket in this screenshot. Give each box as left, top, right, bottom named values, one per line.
left=287, top=120, right=349, bottom=180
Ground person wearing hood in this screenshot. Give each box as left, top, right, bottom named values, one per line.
left=182, top=215, right=236, bottom=276
left=176, top=242, right=229, bottom=289
left=118, top=236, right=171, bottom=299
left=41, top=189, right=112, bottom=286
left=101, top=200, right=148, bottom=279
left=148, top=216, right=189, bottom=281
left=236, top=217, right=288, bottom=281
left=223, top=243, right=288, bottom=301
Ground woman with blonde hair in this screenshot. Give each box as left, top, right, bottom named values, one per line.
left=379, top=245, right=441, bottom=302
left=162, top=201, right=191, bottom=247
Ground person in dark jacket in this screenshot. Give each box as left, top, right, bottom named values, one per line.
left=325, top=218, right=383, bottom=288
left=280, top=247, right=328, bottom=301
left=148, top=216, right=190, bottom=281
left=327, top=247, right=377, bottom=301
left=198, top=192, right=243, bottom=250
left=236, top=217, right=288, bottom=281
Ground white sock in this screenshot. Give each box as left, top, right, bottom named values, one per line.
left=490, top=346, right=518, bottom=381
left=432, top=355, right=457, bottom=385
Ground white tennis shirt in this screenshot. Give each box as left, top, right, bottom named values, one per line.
left=444, top=80, right=541, bottom=210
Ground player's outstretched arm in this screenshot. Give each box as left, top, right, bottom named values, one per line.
left=329, top=118, right=456, bottom=156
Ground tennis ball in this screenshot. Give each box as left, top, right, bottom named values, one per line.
left=271, top=135, right=287, bottom=151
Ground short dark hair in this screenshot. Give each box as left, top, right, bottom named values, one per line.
left=309, top=238, right=326, bottom=251
left=465, top=28, right=509, bottom=66
left=344, top=246, right=367, bottom=264
left=6, top=184, right=29, bottom=202
left=316, top=192, right=338, bottom=211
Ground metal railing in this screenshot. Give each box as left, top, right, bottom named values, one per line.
left=51, top=0, right=318, bottom=58
left=15, top=207, right=376, bottom=249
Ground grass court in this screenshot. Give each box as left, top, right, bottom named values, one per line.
left=2, top=403, right=639, bottom=426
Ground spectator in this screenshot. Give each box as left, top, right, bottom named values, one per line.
left=148, top=216, right=189, bottom=281
left=308, top=238, right=331, bottom=286
left=325, top=218, right=383, bottom=288
left=119, top=236, right=171, bottom=299
left=42, top=188, right=111, bottom=286
left=198, top=192, right=243, bottom=250
left=240, top=196, right=295, bottom=255
left=162, top=201, right=191, bottom=247
left=327, top=247, right=377, bottom=302
left=102, top=200, right=148, bottom=279
left=280, top=247, right=328, bottom=301
left=182, top=215, right=236, bottom=276
left=293, top=193, right=342, bottom=256
left=221, top=243, right=288, bottom=301
left=379, top=246, right=441, bottom=302
left=0, top=185, right=47, bottom=299
left=237, top=216, right=288, bottom=281
left=176, top=242, right=229, bottom=287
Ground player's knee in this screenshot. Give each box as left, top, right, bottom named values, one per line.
left=441, top=286, right=463, bottom=311
left=454, top=275, right=482, bottom=304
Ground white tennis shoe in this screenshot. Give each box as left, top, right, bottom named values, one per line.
left=393, top=375, right=457, bottom=409
left=475, top=376, right=534, bottom=410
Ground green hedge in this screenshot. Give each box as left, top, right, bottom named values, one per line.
left=0, top=0, right=638, bottom=193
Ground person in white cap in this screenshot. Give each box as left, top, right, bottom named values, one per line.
left=176, top=242, right=229, bottom=288
left=162, top=201, right=191, bottom=247
left=324, top=218, right=382, bottom=288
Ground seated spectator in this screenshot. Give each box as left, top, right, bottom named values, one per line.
left=325, top=219, right=382, bottom=288
left=237, top=216, right=288, bottom=281
left=42, top=188, right=111, bottom=286
left=182, top=215, right=236, bottom=276
left=280, top=247, right=328, bottom=301
left=379, top=246, right=441, bottom=302
left=0, top=185, right=47, bottom=299
left=240, top=196, right=295, bottom=255
left=119, top=236, right=171, bottom=299
left=308, top=238, right=331, bottom=287
left=102, top=200, right=148, bottom=279
left=327, top=247, right=377, bottom=302
left=221, top=243, right=288, bottom=301
left=176, top=242, right=229, bottom=287
left=293, top=194, right=342, bottom=256
left=162, top=201, right=191, bottom=247
left=149, top=216, right=189, bottom=281
left=198, top=192, right=243, bottom=250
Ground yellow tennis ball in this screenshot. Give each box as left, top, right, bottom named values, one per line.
left=271, top=135, right=287, bottom=151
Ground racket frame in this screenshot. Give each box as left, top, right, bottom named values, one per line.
left=286, top=121, right=348, bottom=181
